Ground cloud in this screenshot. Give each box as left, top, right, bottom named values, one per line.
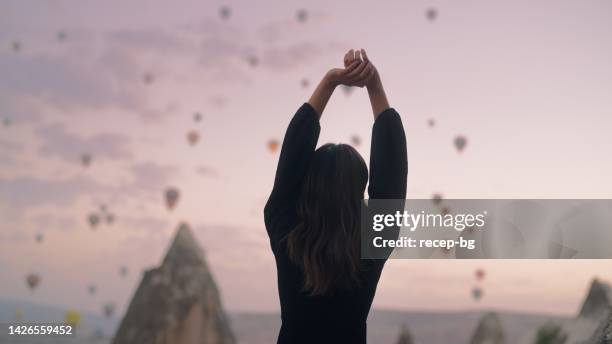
left=0, top=175, right=102, bottom=214
left=37, top=122, right=132, bottom=163
left=29, top=214, right=78, bottom=232
left=261, top=41, right=346, bottom=72
left=257, top=11, right=328, bottom=43
left=105, top=29, right=192, bottom=55
left=116, top=215, right=170, bottom=233
left=127, top=161, right=179, bottom=193
left=0, top=138, right=24, bottom=153
left=195, top=165, right=219, bottom=178
left=0, top=52, right=145, bottom=113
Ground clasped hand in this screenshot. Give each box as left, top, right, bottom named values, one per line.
left=326, top=49, right=380, bottom=89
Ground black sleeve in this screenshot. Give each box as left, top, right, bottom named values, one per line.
left=366, top=108, right=408, bottom=259
left=368, top=108, right=408, bottom=200
left=264, top=103, right=320, bottom=246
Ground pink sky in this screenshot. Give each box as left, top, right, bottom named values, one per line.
left=1, top=0, right=612, bottom=317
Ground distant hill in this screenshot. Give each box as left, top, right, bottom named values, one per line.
left=233, top=309, right=567, bottom=344
left=1, top=299, right=567, bottom=344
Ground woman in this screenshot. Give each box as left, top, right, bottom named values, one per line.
left=264, top=49, right=408, bottom=344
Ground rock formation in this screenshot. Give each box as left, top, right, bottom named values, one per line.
left=469, top=312, right=506, bottom=344
left=538, top=278, right=612, bottom=344
left=112, top=223, right=235, bottom=344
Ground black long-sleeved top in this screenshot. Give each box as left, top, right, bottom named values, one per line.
left=264, top=103, right=408, bottom=344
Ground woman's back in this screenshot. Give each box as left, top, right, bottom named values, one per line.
left=273, top=237, right=385, bottom=343
left=264, top=97, right=407, bottom=343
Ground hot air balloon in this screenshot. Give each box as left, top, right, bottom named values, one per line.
left=88, top=284, right=97, bottom=295
left=432, top=193, right=443, bottom=206
left=103, top=302, right=115, bottom=318
left=105, top=213, right=115, bottom=225
left=427, top=118, right=436, bottom=128
left=26, top=273, right=40, bottom=291
left=341, top=85, right=353, bottom=96
left=453, top=135, right=467, bottom=153
left=426, top=8, right=438, bottom=22
left=99, top=204, right=107, bottom=213
left=296, top=9, right=308, bottom=23
left=142, top=72, right=154, bottom=85
left=119, top=266, right=128, bottom=278
left=12, top=41, right=21, bottom=52
left=471, top=286, right=483, bottom=301
left=14, top=309, right=24, bottom=322
left=219, top=6, right=231, bottom=20
left=187, top=130, right=200, bottom=146
left=300, top=78, right=310, bottom=89
left=88, top=213, right=101, bottom=229
left=247, top=55, right=259, bottom=67
left=81, top=153, right=92, bottom=167
left=57, top=31, right=66, bottom=42
left=193, top=112, right=203, bottom=123
left=267, top=139, right=280, bottom=153
left=350, top=135, right=361, bottom=147
left=92, top=328, right=105, bottom=339
left=164, top=187, right=180, bottom=210
left=35, top=233, right=44, bottom=243
left=64, top=310, right=81, bottom=327
left=3, top=117, right=11, bottom=127
left=475, top=268, right=486, bottom=281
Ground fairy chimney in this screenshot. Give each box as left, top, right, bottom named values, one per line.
left=112, top=223, right=235, bottom=344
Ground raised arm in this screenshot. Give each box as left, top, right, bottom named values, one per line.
left=264, top=61, right=371, bottom=245
left=264, top=102, right=320, bottom=245
left=344, top=49, right=390, bottom=120
left=362, top=50, right=390, bottom=120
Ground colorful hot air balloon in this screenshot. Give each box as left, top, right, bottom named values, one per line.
left=14, top=309, right=24, bottom=322
left=453, top=135, right=467, bottom=153
left=64, top=310, right=81, bottom=327
left=296, top=9, right=308, bottom=23
left=26, top=273, right=41, bottom=291
left=267, top=139, right=280, bottom=153
left=193, top=112, right=203, bottom=123
left=471, top=286, right=483, bottom=301
left=432, top=193, right=443, bottom=206
left=475, top=268, right=486, bottom=281
left=103, top=302, right=115, bottom=318
left=427, top=118, right=436, bottom=128
left=119, top=266, right=128, bottom=278
left=350, top=135, right=361, bottom=147
left=219, top=6, right=231, bottom=20
left=88, top=213, right=100, bottom=229
left=164, top=187, right=180, bottom=210
left=426, top=8, right=438, bottom=22
left=81, top=153, right=92, bottom=167
left=187, top=131, right=200, bottom=146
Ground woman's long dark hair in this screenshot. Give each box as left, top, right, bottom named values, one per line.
left=287, top=143, right=368, bottom=296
